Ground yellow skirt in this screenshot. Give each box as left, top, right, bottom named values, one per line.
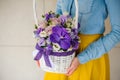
left=44, top=34, right=110, bottom=80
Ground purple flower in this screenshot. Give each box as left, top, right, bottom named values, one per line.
left=71, top=28, right=78, bottom=35
left=59, top=15, right=68, bottom=24
left=70, top=29, right=79, bottom=50
left=78, top=23, right=80, bottom=29
left=38, top=38, right=46, bottom=47
left=50, top=26, right=71, bottom=50
left=45, top=13, right=55, bottom=21
left=71, top=38, right=79, bottom=50
left=33, top=28, right=42, bottom=37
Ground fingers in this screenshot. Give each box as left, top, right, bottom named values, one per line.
left=66, top=65, right=73, bottom=75
left=36, top=61, right=40, bottom=67
left=68, top=67, right=76, bottom=76
left=66, top=58, right=80, bottom=76
left=66, top=65, right=76, bottom=76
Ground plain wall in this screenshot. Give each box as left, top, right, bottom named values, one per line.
left=0, top=0, right=120, bottom=80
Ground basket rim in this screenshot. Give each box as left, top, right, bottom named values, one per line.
left=50, top=50, right=75, bottom=56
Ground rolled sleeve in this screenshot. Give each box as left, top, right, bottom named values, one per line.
left=77, top=0, right=120, bottom=64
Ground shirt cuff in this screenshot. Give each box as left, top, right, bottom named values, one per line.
left=77, top=51, right=90, bottom=64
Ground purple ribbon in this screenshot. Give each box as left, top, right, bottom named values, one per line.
left=51, top=50, right=74, bottom=56
left=34, top=44, right=75, bottom=68
left=34, top=44, right=52, bottom=67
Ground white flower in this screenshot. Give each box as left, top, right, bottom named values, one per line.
left=46, top=38, right=51, bottom=44
left=67, top=18, right=73, bottom=22
left=66, top=22, right=71, bottom=28
left=53, top=43, right=61, bottom=52
left=67, top=46, right=73, bottom=51
left=69, top=17, right=75, bottom=28
left=58, top=49, right=64, bottom=52
left=39, top=31, right=47, bottom=37
left=66, top=28, right=71, bottom=33
left=50, top=18, right=60, bottom=25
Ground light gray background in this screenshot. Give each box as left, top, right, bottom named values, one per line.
left=0, top=0, right=120, bottom=80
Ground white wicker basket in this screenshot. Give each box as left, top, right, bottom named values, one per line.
left=40, top=52, right=75, bottom=73
left=33, top=0, right=79, bottom=73
left=33, top=49, right=75, bottom=73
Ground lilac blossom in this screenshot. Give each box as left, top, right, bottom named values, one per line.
left=45, top=13, right=55, bottom=21
left=38, top=38, right=46, bottom=47
left=59, top=15, right=68, bottom=24
left=33, top=28, right=42, bottom=37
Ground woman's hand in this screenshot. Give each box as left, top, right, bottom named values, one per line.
left=66, top=57, right=80, bottom=76
left=36, top=61, right=40, bottom=67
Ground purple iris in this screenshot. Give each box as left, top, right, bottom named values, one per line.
left=50, top=25, right=71, bottom=50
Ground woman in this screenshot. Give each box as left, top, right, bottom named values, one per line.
left=44, top=0, right=120, bottom=80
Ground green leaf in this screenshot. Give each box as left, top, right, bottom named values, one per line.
left=56, top=14, right=60, bottom=18
left=42, top=15, right=45, bottom=18
left=34, top=24, right=38, bottom=29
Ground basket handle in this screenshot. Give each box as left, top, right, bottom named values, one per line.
left=33, top=0, right=79, bottom=29
left=33, top=0, right=38, bottom=26
left=74, top=0, right=79, bottom=29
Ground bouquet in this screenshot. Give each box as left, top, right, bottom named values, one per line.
left=33, top=11, right=80, bottom=73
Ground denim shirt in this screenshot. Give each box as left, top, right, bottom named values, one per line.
left=56, top=0, right=120, bottom=64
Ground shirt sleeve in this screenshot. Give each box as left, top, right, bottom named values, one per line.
left=55, top=0, right=62, bottom=15
left=77, top=0, right=120, bottom=64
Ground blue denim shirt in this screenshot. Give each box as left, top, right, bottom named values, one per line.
left=56, top=0, right=120, bottom=64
